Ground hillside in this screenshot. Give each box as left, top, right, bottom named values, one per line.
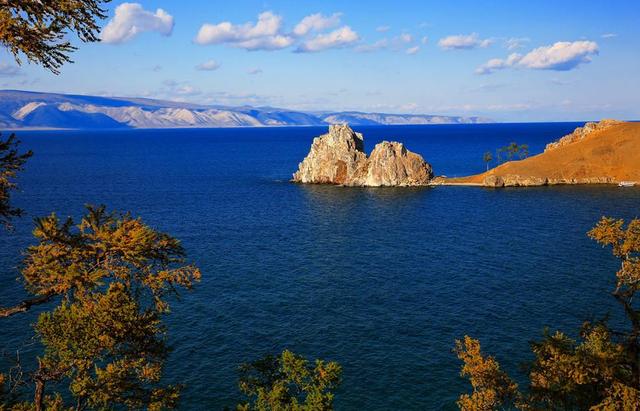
left=0, top=90, right=489, bottom=129
left=446, top=120, right=640, bottom=186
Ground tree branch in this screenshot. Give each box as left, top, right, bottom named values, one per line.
left=0, top=294, right=53, bottom=318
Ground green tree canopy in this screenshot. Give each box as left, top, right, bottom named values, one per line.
left=495, top=142, right=529, bottom=163
left=236, top=350, right=342, bottom=411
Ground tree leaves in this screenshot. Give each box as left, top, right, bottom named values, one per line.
left=454, top=336, right=521, bottom=411
left=0, top=1, right=110, bottom=74
left=237, top=350, right=342, bottom=411
left=4, top=205, right=200, bottom=410
left=0, top=133, right=32, bottom=229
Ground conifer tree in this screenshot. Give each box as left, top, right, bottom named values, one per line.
left=455, top=217, right=640, bottom=410
left=0, top=0, right=110, bottom=74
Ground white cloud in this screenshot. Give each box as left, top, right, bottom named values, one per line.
left=438, top=33, right=492, bottom=50
left=421, top=36, right=429, bottom=45
left=476, top=41, right=599, bottom=74
left=296, top=26, right=359, bottom=52
left=195, top=60, right=221, bottom=71
left=101, top=3, right=174, bottom=44
left=476, top=54, right=521, bottom=74
left=376, top=25, right=391, bottom=33
left=505, top=37, right=529, bottom=50
left=160, top=80, right=202, bottom=97
left=0, top=63, right=21, bottom=76
left=293, top=13, right=342, bottom=36
left=356, top=34, right=417, bottom=53
left=355, top=38, right=389, bottom=52
left=156, top=79, right=202, bottom=99
left=194, top=11, right=294, bottom=51
left=247, top=68, right=263, bottom=75
left=175, top=85, right=201, bottom=96
left=399, top=33, right=413, bottom=43
left=601, top=33, right=617, bottom=39
left=517, top=41, right=598, bottom=69
left=406, top=46, right=420, bottom=55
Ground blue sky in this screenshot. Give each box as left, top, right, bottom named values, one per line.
left=1, top=0, right=639, bottom=121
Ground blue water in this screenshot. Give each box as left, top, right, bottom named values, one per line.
left=1, top=123, right=639, bottom=410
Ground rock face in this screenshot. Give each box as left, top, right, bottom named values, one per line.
left=292, top=124, right=368, bottom=185
left=482, top=174, right=615, bottom=187
left=292, top=124, right=433, bottom=186
left=365, top=141, right=433, bottom=186
left=544, top=119, right=623, bottom=152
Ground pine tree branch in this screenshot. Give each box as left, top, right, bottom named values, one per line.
left=0, top=294, right=53, bottom=318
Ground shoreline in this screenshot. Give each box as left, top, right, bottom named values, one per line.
left=431, top=180, right=638, bottom=188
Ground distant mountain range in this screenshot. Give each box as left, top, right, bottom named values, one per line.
left=0, top=90, right=491, bottom=129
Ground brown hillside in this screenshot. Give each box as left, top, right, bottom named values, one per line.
left=447, top=120, right=640, bottom=187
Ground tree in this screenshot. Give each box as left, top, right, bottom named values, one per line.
left=2, top=3, right=205, bottom=410
left=1, top=206, right=201, bottom=410
left=495, top=142, right=529, bottom=164
left=482, top=152, right=493, bottom=171
left=236, top=350, right=342, bottom=411
left=517, top=144, right=529, bottom=160
left=0, top=133, right=32, bottom=229
left=455, top=217, right=640, bottom=410
left=454, top=336, right=521, bottom=410
left=0, top=0, right=110, bottom=74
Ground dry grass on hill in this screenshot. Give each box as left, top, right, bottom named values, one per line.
left=448, top=121, right=640, bottom=186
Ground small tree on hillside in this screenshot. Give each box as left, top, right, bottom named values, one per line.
left=482, top=151, right=493, bottom=171
left=454, top=217, right=640, bottom=410
left=495, top=142, right=530, bottom=164
left=518, top=144, right=529, bottom=160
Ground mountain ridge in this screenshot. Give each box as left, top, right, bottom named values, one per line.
left=0, top=90, right=491, bottom=129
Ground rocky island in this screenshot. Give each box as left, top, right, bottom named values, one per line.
left=292, top=124, right=433, bottom=186
left=443, top=119, right=640, bottom=187
left=293, top=120, right=639, bottom=189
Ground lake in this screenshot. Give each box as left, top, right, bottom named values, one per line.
left=1, top=123, right=639, bottom=409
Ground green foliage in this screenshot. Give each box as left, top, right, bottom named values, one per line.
left=22, top=205, right=200, bottom=307
left=495, top=142, right=529, bottom=163
left=236, top=350, right=342, bottom=411
left=36, top=283, right=181, bottom=410
left=0, top=133, right=32, bottom=229
left=455, top=217, right=640, bottom=410
left=2, top=205, right=200, bottom=410
left=0, top=0, right=110, bottom=74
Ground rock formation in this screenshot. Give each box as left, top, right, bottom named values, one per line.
left=544, top=119, right=623, bottom=152
left=292, top=124, right=369, bottom=185
left=365, top=141, right=433, bottom=186
left=292, top=124, right=433, bottom=186
left=445, top=120, right=640, bottom=187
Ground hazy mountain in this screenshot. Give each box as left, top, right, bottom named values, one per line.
left=0, top=90, right=491, bottom=129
